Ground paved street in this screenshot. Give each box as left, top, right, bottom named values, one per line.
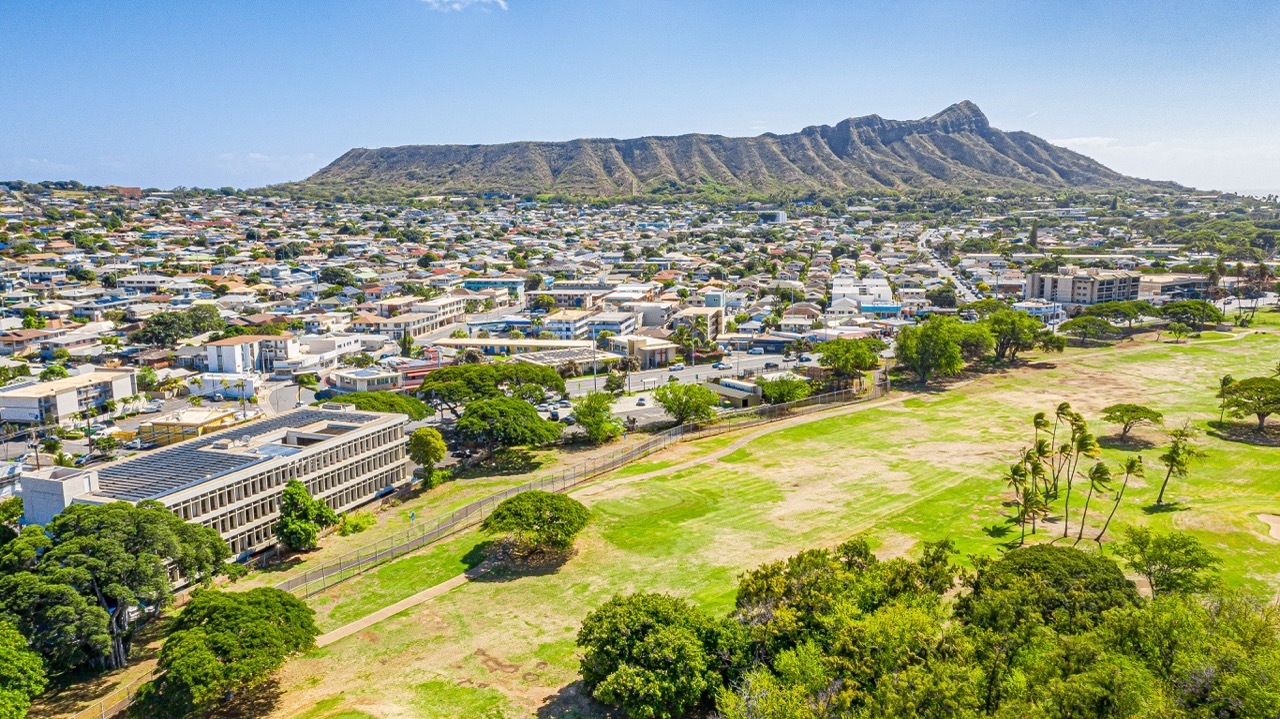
left=563, top=352, right=804, bottom=397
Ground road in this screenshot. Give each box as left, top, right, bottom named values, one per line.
left=918, top=230, right=981, bottom=303
left=563, top=352, right=801, bottom=397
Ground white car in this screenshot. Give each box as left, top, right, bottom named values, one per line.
left=141, top=403, right=163, bottom=413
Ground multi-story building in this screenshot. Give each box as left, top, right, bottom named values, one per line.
left=461, top=275, right=526, bottom=306
left=544, top=309, right=595, bottom=340
left=348, top=312, right=437, bottom=342
left=1023, top=266, right=1142, bottom=306
left=205, top=334, right=300, bottom=374
left=586, top=311, right=638, bottom=338
left=0, top=368, right=136, bottom=425
left=19, top=406, right=412, bottom=558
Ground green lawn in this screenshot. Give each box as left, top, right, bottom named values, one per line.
left=267, top=320, right=1280, bottom=719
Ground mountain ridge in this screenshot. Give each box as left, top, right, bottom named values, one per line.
left=282, top=102, right=1181, bottom=197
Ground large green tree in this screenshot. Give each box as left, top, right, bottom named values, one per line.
left=1222, top=376, right=1280, bottom=431
left=653, top=382, right=719, bottom=424
left=456, top=396, right=562, bottom=452
left=0, top=620, right=46, bottom=719
left=131, top=588, right=318, bottom=719
left=272, top=480, right=338, bottom=551
left=407, top=426, right=447, bottom=473
left=573, top=391, right=623, bottom=445
left=895, top=316, right=965, bottom=385
left=481, top=490, right=589, bottom=553
left=0, top=502, right=228, bottom=671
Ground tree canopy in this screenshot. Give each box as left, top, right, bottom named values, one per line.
left=653, top=382, right=719, bottom=425
left=0, top=501, right=229, bottom=672
left=578, top=532, right=1278, bottom=719
left=457, top=396, right=563, bottom=451
left=418, top=363, right=565, bottom=417
left=1100, top=403, right=1164, bottom=437
left=756, top=375, right=813, bottom=404
left=573, top=391, right=623, bottom=445
left=0, top=619, right=45, bottom=719
left=272, top=479, right=338, bottom=551
left=1222, top=376, right=1280, bottom=431
left=407, top=426, right=447, bottom=471
left=131, top=588, right=318, bottom=719
left=326, top=390, right=431, bottom=420
left=128, top=305, right=226, bottom=347
left=481, top=490, right=589, bottom=553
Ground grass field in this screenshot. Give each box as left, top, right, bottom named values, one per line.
left=256, top=317, right=1280, bottom=718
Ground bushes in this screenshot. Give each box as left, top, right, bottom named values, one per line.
left=338, top=510, right=377, bottom=536
left=325, top=391, right=432, bottom=420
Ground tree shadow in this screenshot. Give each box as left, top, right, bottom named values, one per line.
left=464, top=540, right=575, bottom=583
left=982, top=521, right=1014, bottom=539
left=1143, top=501, right=1188, bottom=515
left=536, top=680, right=619, bottom=719
left=1097, top=434, right=1156, bottom=451
left=1206, top=421, right=1279, bottom=448
left=454, top=448, right=545, bottom=478
left=205, top=678, right=283, bottom=718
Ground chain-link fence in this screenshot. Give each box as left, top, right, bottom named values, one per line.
left=67, top=669, right=157, bottom=719
left=276, top=380, right=887, bottom=598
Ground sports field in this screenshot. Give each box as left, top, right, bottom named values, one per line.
left=268, top=316, right=1280, bottom=719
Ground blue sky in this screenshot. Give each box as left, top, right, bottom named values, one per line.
left=2, top=0, right=1278, bottom=193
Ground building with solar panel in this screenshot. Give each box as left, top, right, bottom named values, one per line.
left=18, top=404, right=412, bottom=558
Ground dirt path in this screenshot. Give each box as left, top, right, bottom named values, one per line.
left=1259, top=514, right=1280, bottom=541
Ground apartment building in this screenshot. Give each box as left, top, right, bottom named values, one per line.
left=0, top=367, right=137, bottom=425
left=1023, top=266, right=1141, bottom=306
left=348, top=312, right=436, bottom=341
left=205, top=334, right=300, bottom=374
left=544, top=309, right=595, bottom=340
left=19, top=406, right=412, bottom=558
left=461, top=275, right=526, bottom=305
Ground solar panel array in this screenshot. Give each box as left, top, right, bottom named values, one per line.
left=95, top=409, right=379, bottom=501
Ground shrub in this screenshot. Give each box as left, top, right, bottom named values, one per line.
left=338, top=510, right=377, bottom=536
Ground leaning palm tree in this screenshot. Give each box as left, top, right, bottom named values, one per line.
left=1048, top=402, right=1073, bottom=485
left=1095, top=456, right=1143, bottom=544
left=1004, top=463, right=1029, bottom=545
left=1156, top=424, right=1205, bottom=505
left=1033, top=411, right=1050, bottom=445
left=1075, top=462, right=1112, bottom=545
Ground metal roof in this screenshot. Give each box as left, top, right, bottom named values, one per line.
left=94, top=409, right=379, bottom=502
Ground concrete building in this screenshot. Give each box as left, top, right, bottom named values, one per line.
left=0, top=368, right=137, bottom=425
left=1139, top=273, right=1212, bottom=301
left=462, top=275, right=526, bottom=306
left=1024, top=266, right=1141, bottom=306
left=205, top=334, right=300, bottom=374
left=138, top=407, right=241, bottom=447
left=348, top=312, right=438, bottom=342
left=332, top=366, right=403, bottom=394
left=18, top=406, right=412, bottom=558
left=544, top=309, right=595, bottom=340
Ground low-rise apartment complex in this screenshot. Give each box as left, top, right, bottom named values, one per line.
left=1023, top=266, right=1142, bottom=305
left=0, top=368, right=137, bottom=425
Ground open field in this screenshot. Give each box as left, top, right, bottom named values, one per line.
left=256, top=316, right=1280, bottom=719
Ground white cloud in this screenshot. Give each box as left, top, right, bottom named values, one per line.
left=420, top=0, right=508, bottom=11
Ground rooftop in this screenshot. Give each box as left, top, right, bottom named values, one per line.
left=0, top=369, right=134, bottom=398
left=93, top=407, right=390, bottom=502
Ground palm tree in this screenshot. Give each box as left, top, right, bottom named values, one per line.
left=1095, top=456, right=1142, bottom=544
left=618, top=355, right=641, bottom=393
left=189, top=375, right=203, bottom=402
left=1217, top=374, right=1236, bottom=424
left=1062, top=425, right=1100, bottom=539
left=1156, top=424, right=1205, bottom=505
left=1004, top=463, right=1029, bottom=545
left=1075, top=462, right=1112, bottom=545
left=1048, top=402, right=1072, bottom=483
left=1033, top=411, right=1050, bottom=445
left=1024, top=490, right=1050, bottom=537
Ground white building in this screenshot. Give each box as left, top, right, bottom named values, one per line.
left=18, top=406, right=412, bottom=557
left=204, top=334, right=300, bottom=374
left=0, top=368, right=137, bottom=425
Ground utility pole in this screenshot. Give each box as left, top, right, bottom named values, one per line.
left=591, top=328, right=598, bottom=393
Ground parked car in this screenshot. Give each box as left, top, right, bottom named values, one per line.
left=141, top=404, right=163, bottom=413
left=764, top=361, right=780, bottom=369
left=212, top=393, right=225, bottom=402
left=536, top=403, right=550, bottom=413
left=87, top=423, right=109, bottom=435
left=669, top=363, right=686, bottom=371
left=798, top=355, right=813, bottom=363
left=557, top=400, right=572, bottom=408
left=723, top=348, right=734, bottom=356
left=712, top=361, right=732, bottom=370
left=636, top=397, right=647, bottom=406
left=562, top=415, right=576, bottom=425
left=747, top=348, right=764, bottom=355
left=549, top=410, right=560, bottom=421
